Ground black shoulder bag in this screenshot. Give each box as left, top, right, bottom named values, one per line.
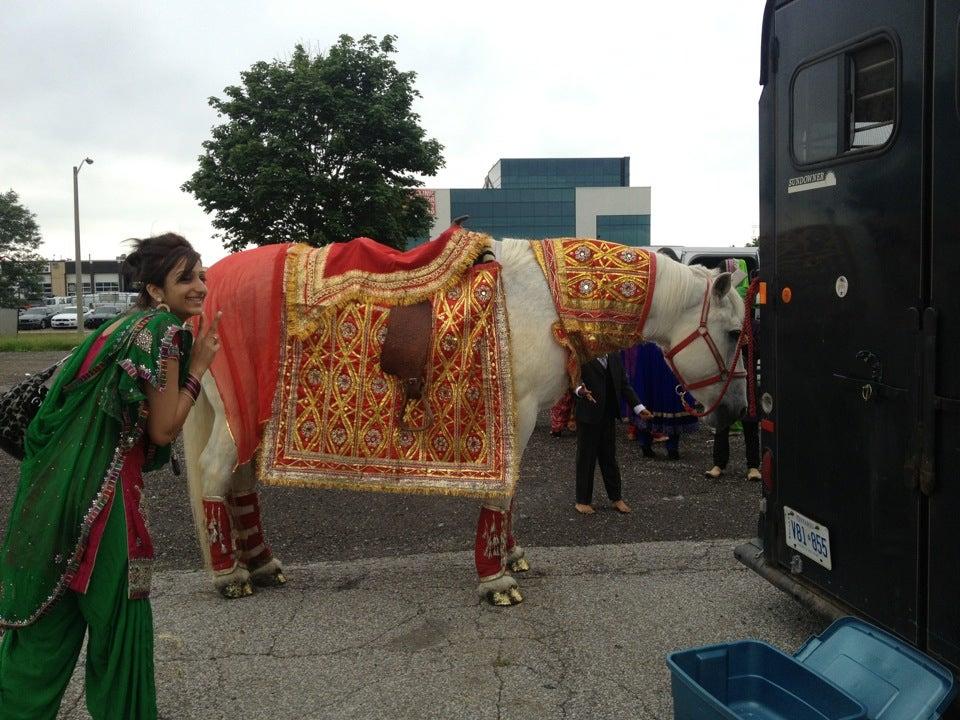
left=0, top=360, right=66, bottom=460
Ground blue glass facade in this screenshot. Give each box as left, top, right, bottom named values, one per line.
left=413, top=157, right=647, bottom=247
left=596, top=214, right=650, bottom=247
left=449, top=188, right=575, bottom=239
left=485, top=158, right=629, bottom=190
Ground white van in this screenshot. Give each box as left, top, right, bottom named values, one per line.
left=651, top=245, right=759, bottom=274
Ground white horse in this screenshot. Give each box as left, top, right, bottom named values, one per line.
left=182, top=238, right=747, bottom=605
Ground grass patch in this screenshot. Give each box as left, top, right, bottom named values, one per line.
left=0, top=333, right=87, bottom=352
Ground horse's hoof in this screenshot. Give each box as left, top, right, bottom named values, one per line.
left=252, top=569, right=287, bottom=588
left=488, top=590, right=513, bottom=607
left=510, top=557, right=530, bottom=573
left=219, top=581, right=252, bottom=600
left=507, top=587, right=524, bottom=604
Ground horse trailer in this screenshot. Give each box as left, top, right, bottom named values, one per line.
left=737, top=0, right=960, bottom=702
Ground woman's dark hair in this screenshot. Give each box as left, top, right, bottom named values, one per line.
left=122, top=233, right=201, bottom=308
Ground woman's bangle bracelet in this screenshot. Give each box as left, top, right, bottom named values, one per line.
left=182, top=374, right=201, bottom=402
left=180, top=387, right=198, bottom=405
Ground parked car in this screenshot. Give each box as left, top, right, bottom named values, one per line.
left=651, top=245, right=759, bottom=275
left=50, top=307, right=92, bottom=329
left=17, top=305, right=60, bottom=330
left=84, top=305, right=126, bottom=329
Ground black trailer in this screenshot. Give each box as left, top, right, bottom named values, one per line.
left=737, top=0, right=960, bottom=694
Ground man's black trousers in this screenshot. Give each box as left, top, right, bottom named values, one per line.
left=575, top=418, right=623, bottom=504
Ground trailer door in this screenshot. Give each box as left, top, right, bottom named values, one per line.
left=770, top=1, right=924, bottom=641
left=926, top=0, right=960, bottom=671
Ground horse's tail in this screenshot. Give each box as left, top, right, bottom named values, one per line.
left=182, top=374, right=216, bottom=571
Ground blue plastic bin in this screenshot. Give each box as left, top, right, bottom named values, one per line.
left=668, top=640, right=865, bottom=720
left=667, top=617, right=957, bottom=720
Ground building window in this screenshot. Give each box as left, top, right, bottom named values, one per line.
left=95, top=282, right=120, bottom=292
left=67, top=283, right=92, bottom=294
left=792, top=37, right=896, bottom=165
left=596, top=215, right=650, bottom=246
left=449, top=188, right=576, bottom=240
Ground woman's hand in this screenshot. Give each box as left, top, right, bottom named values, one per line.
left=146, top=311, right=222, bottom=447
left=189, top=311, right=222, bottom=377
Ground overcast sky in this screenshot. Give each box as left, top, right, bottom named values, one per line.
left=2, top=1, right=766, bottom=266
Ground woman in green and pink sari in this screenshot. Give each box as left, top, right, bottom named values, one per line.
left=0, top=233, right=222, bottom=720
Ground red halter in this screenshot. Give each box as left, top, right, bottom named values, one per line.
left=663, top=277, right=758, bottom=419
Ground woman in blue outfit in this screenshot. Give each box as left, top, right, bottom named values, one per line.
left=621, top=342, right=699, bottom=460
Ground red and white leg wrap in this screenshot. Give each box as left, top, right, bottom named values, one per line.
left=475, top=505, right=507, bottom=582
left=229, top=491, right=273, bottom=570
left=203, top=497, right=238, bottom=575
left=504, top=497, right=525, bottom=566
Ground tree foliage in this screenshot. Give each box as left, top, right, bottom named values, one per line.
left=183, top=35, right=444, bottom=252
left=0, top=190, right=44, bottom=308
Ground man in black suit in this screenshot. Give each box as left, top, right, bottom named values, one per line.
left=573, top=352, right=651, bottom=515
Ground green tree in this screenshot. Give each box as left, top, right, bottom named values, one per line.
left=183, top=35, right=444, bottom=252
left=0, top=190, right=44, bottom=308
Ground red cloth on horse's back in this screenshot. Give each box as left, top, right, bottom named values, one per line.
left=199, top=243, right=289, bottom=466
left=202, top=226, right=469, bottom=465
left=322, top=225, right=460, bottom=278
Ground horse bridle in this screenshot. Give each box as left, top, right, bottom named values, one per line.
left=663, top=277, right=758, bottom=419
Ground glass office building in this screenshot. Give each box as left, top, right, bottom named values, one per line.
left=483, top=157, right=630, bottom=190
left=417, top=157, right=650, bottom=247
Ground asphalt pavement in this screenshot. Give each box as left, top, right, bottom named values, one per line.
left=0, top=351, right=828, bottom=718
left=50, top=538, right=827, bottom=720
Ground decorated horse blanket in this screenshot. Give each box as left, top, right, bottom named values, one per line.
left=203, top=226, right=520, bottom=499
left=531, top=238, right=656, bottom=386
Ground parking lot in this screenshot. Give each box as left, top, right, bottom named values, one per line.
left=1, top=350, right=762, bottom=568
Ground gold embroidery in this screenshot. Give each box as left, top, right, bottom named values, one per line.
left=284, top=229, right=493, bottom=338
left=259, top=265, right=518, bottom=499
left=127, top=558, right=152, bottom=599
left=531, top=238, right=655, bottom=385
left=135, top=329, right=153, bottom=353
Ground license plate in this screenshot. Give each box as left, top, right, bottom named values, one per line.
left=784, top=506, right=832, bottom=570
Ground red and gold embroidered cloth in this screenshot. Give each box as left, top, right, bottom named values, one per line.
left=531, top=239, right=656, bottom=386
left=286, top=226, right=492, bottom=327
left=258, top=258, right=519, bottom=499
left=202, top=226, right=492, bottom=467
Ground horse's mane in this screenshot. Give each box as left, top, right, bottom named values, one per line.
left=495, top=238, right=535, bottom=268
left=652, top=252, right=715, bottom=313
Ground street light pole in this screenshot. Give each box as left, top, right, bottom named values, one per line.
left=72, top=157, right=93, bottom=332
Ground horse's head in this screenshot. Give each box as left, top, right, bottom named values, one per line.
left=660, top=266, right=749, bottom=429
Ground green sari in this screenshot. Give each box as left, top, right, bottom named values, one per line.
left=0, top=309, right=192, bottom=628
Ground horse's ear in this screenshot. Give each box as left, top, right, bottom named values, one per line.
left=712, top=271, right=733, bottom=300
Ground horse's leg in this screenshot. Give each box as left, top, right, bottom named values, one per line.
left=227, top=466, right=286, bottom=588
left=504, top=496, right=529, bottom=573
left=474, top=499, right=520, bottom=606
left=184, top=375, right=252, bottom=599
left=476, top=395, right=540, bottom=605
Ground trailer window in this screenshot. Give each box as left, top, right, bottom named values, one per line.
left=792, top=37, right=897, bottom=165
left=848, top=41, right=896, bottom=149
left=793, top=57, right=841, bottom=163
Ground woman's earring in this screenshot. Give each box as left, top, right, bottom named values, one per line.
left=155, top=299, right=170, bottom=313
